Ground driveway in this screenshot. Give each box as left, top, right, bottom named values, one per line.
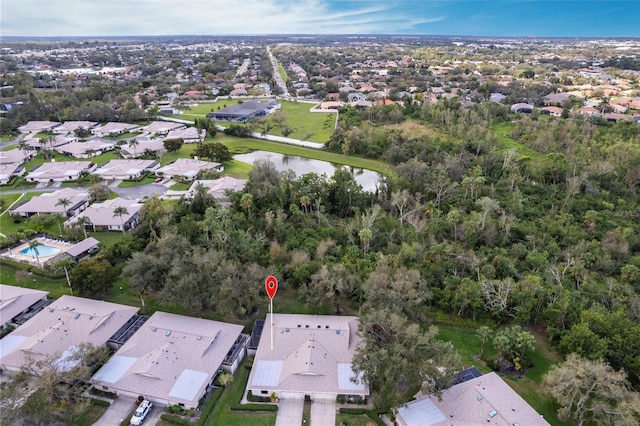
left=93, top=395, right=137, bottom=426
left=310, top=398, right=336, bottom=426
left=276, top=398, right=304, bottom=426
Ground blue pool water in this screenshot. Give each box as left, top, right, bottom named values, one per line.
left=19, top=245, right=60, bottom=257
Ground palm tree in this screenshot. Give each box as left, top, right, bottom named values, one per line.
left=113, top=206, right=129, bottom=234
left=55, top=257, right=76, bottom=296
left=476, top=326, right=493, bottom=358
left=299, top=195, right=311, bottom=214
left=75, top=216, right=92, bottom=239
left=56, top=197, right=71, bottom=216
left=28, top=240, right=42, bottom=265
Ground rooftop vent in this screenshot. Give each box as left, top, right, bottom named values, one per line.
left=49, top=308, right=54, bottom=313
left=305, top=325, right=309, bottom=328
left=197, top=336, right=202, bottom=340
left=476, top=395, right=483, bottom=401
left=74, top=313, right=80, bottom=320
left=336, top=330, right=341, bottom=335
left=285, top=328, right=290, bottom=332
left=489, top=410, right=497, bottom=418
left=325, top=325, right=329, bottom=329
left=152, top=327, right=157, bottom=332
left=165, top=330, right=172, bottom=337
left=297, top=324, right=301, bottom=328
left=88, top=315, right=94, bottom=320
left=317, top=325, right=321, bottom=328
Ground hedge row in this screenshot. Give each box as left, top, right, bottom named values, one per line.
left=246, top=390, right=272, bottom=403
left=339, top=407, right=367, bottom=415
left=89, top=398, right=111, bottom=407
left=366, top=410, right=386, bottom=426
left=159, top=414, right=191, bottom=426
left=230, top=403, right=278, bottom=412
left=197, top=386, right=224, bottom=426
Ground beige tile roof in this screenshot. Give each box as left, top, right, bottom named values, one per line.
left=10, top=188, right=89, bottom=215
left=139, top=121, right=185, bottom=134
left=0, top=148, right=35, bottom=165
left=397, top=372, right=550, bottom=426
left=188, top=177, right=246, bottom=198
left=94, top=159, right=158, bottom=179
left=55, top=140, right=115, bottom=157
left=65, top=198, right=142, bottom=228
left=247, top=314, right=368, bottom=396
left=0, top=284, right=49, bottom=326
left=156, top=158, right=221, bottom=179
left=26, top=161, right=93, bottom=181
left=0, top=295, right=137, bottom=372
left=52, top=121, right=98, bottom=134
left=18, top=121, right=61, bottom=133
left=93, top=312, right=243, bottom=407
left=92, top=122, right=140, bottom=136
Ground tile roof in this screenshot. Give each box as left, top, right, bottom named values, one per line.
left=247, top=314, right=368, bottom=396
left=0, top=295, right=137, bottom=372
left=65, top=198, right=142, bottom=228
left=26, top=161, right=93, bottom=181
left=93, top=312, right=242, bottom=407
left=0, top=284, right=49, bottom=327
left=10, top=188, right=90, bottom=215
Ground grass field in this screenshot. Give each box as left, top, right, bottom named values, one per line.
left=163, top=99, right=335, bottom=143
left=493, top=122, right=541, bottom=159
left=277, top=63, right=288, bottom=82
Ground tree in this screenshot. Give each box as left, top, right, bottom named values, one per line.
left=55, top=197, right=71, bottom=231
left=69, top=256, right=118, bottom=294
left=89, top=183, right=112, bottom=202
left=54, top=257, right=76, bottom=296
left=352, top=307, right=460, bottom=410
left=113, top=206, right=129, bottom=234
left=74, top=216, right=92, bottom=239
left=543, top=354, right=640, bottom=426
left=163, top=138, right=184, bottom=152
left=492, top=325, right=536, bottom=370
left=476, top=326, right=493, bottom=357
left=1, top=344, right=110, bottom=424
left=28, top=240, right=42, bottom=265
left=194, top=142, right=232, bottom=162
left=216, top=372, right=234, bottom=388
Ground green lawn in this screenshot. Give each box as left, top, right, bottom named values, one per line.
left=70, top=402, right=108, bottom=426
left=162, top=99, right=335, bottom=143
left=118, top=175, right=156, bottom=188
left=492, top=123, right=541, bottom=159
left=0, top=265, right=70, bottom=298
left=0, top=192, right=47, bottom=239
left=104, top=132, right=138, bottom=140
left=336, top=413, right=374, bottom=426
left=277, top=63, right=288, bottom=82
left=168, top=182, right=191, bottom=191
left=207, top=359, right=277, bottom=426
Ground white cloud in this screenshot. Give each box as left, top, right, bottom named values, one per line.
left=1, top=0, right=445, bottom=36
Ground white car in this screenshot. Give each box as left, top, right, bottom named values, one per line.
left=130, top=399, right=153, bottom=425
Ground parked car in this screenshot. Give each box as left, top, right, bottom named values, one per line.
left=130, top=399, right=153, bottom=425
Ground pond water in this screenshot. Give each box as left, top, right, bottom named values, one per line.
left=233, top=151, right=381, bottom=192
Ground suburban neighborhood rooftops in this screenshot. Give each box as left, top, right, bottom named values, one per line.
left=18, top=121, right=61, bottom=133
left=165, top=127, right=205, bottom=141
left=0, top=284, right=49, bottom=327
left=94, top=159, right=159, bottom=178
left=138, top=121, right=185, bottom=134
left=10, top=188, right=90, bottom=216
left=156, top=158, right=222, bottom=179
left=188, top=176, right=247, bottom=198
left=26, top=161, right=93, bottom=181
left=0, top=295, right=138, bottom=372
left=93, top=312, right=243, bottom=407
left=51, top=121, right=98, bottom=134
left=247, top=313, right=368, bottom=396
left=0, top=148, right=35, bottom=165
left=92, top=122, right=140, bottom=136
left=55, top=140, right=116, bottom=157
left=65, top=198, right=142, bottom=228
left=396, top=371, right=550, bottom=426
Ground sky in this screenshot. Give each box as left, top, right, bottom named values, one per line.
left=1, top=1, right=638, bottom=38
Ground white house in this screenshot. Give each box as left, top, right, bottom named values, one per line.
left=10, top=188, right=90, bottom=218
left=94, top=159, right=159, bottom=180
left=155, top=158, right=223, bottom=181
left=65, top=198, right=143, bottom=233
left=26, top=161, right=95, bottom=182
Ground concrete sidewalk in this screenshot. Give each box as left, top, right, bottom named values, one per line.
left=276, top=398, right=304, bottom=426
left=93, top=395, right=137, bottom=426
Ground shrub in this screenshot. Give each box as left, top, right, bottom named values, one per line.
left=90, top=398, right=111, bottom=407
left=340, top=408, right=367, bottom=415
left=197, top=387, right=223, bottom=426
left=247, top=391, right=272, bottom=403
left=230, top=403, right=278, bottom=412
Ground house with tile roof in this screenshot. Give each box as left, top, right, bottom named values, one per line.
left=10, top=188, right=90, bottom=218
left=93, top=312, right=245, bottom=409
left=396, top=371, right=550, bottom=426
left=155, top=158, right=223, bottom=181
left=247, top=314, right=369, bottom=402
left=94, top=159, right=159, bottom=180
left=0, top=284, right=49, bottom=328
left=0, top=296, right=138, bottom=373
left=26, top=161, right=95, bottom=183
left=65, top=198, right=143, bottom=232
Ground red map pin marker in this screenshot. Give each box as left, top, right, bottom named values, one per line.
left=265, top=276, right=278, bottom=299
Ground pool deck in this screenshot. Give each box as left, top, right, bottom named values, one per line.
left=2, top=237, right=73, bottom=267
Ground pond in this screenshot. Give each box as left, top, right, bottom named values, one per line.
left=233, top=151, right=381, bottom=192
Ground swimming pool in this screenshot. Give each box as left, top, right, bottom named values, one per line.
left=19, top=245, right=60, bottom=257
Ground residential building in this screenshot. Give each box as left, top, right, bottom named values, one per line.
left=138, top=121, right=185, bottom=135
left=93, top=312, right=245, bottom=409
left=49, top=237, right=100, bottom=264
left=0, top=148, right=36, bottom=165
left=395, top=371, right=550, bottom=426
left=0, top=285, right=49, bottom=328
left=18, top=121, right=60, bottom=134
left=247, top=313, right=369, bottom=402
left=10, top=188, right=90, bottom=218
left=51, top=121, right=98, bottom=134
left=156, top=158, right=223, bottom=181
left=187, top=176, right=247, bottom=199
left=120, top=139, right=165, bottom=159
left=206, top=100, right=280, bottom=122
left=540, top=106, right=563, bottom=117
left=510, top=103, right=534, bottom=113
left=0, top=163, right=25, bottom=185
left=0, top=296, right=138, bottom=373
left=55, top=140, right=116, bottom=159
left=165, top=127, right=205, bottom=143
left=65, top=198, right=143, bottom=232
left=94, top=159, right=159, bottom=180
left=91, top=122, right=140, bottom=137
left=26, top=161, right=95, bottom=182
